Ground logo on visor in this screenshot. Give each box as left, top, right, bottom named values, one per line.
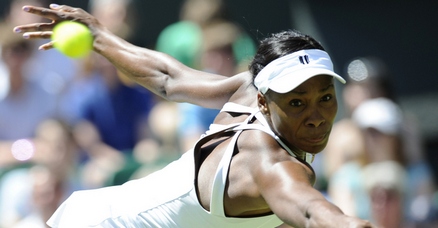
left=299, top=55, right=310, bottom=64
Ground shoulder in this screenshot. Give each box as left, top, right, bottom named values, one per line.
left=236, top=129, right=315, bottom=184
left=226, top=71, right=258, bottom=106
left=234, top=71, right=255, bottom=90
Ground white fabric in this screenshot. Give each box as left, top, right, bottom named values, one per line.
left=210, top=126, right=244, bottom=216
left=254, top=49, right=345, bottom=94
left=46, top=102, right=318, bottom=227
left=47, top=102, right=285, bottom=228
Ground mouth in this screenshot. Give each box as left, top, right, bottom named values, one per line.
left=305, top=133, right=328, bottom=144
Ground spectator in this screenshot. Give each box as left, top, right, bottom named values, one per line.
left=0, top=119, right=80, bottom=227
left=353, top=97, right=436, bottom=227
left=325, top=57, right=436, bottom=227
left=0, top=25, right=57, bottom=167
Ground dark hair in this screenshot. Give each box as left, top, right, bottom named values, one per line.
left=249, top=30, right=325, bottom=77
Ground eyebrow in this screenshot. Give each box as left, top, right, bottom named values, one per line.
left=320, top=83, right=334, bottom=92
left=290, top=83, right=334, bottom=95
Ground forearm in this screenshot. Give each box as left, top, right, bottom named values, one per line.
left=275, top=197, right=349, bottom=227
left=92, top=27, right=240, bottom=108
left=260, top=162, right=373, bottom=228
left=283, top=197, right=372, bottom=228
left=303, top=199, right=352, bottom=227
left=16, top=4, right=244, bottom=108
left=93, top=27, right=183, bottom=100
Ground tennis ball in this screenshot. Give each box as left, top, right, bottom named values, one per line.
left=51, top=21, right=93, bottom=58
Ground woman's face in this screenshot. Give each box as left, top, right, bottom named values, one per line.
left=259, top=75, right=338, bottom=155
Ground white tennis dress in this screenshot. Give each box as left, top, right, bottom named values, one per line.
left=47, top=103, right=313, bottom=228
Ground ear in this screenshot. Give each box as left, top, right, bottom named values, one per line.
left=257, top=92, right=269, bottom=115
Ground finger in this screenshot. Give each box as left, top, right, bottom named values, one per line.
left=22, top=31, right=53, bottom=40
left=38, top=41, right=55, bottom=51
left=22, top=4, right=81, bottom=21
left=49, top=4, right=76, bottom=12
left=14, top=23, right=55, bottom=33
left=22, top=5, right=63, bottom=21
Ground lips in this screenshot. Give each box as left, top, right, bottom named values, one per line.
left=305, top=132, right=328, bottom=144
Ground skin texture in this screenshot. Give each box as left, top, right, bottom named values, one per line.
left=14, top=4, right=376, bottom=228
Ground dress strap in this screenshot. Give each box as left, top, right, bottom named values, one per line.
left=199, top=111, right=258, bottom=216
left=209, top=128, right=243, bottom=216
left=203, top=103, right=256, bottom=135
left=252, top=111, right=315, bottom=163
left=233, top=124, right=297, bottom=158
left=220, top=102, right=257, bottom=114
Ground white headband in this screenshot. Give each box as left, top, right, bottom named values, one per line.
left=254, top=49, right=345, bottom=94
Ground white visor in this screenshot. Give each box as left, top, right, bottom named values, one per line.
left=254, top=49, right=346, bottom=94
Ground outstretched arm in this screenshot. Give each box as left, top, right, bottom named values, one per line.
left=257, top=161, right=374, bottom=228
left=245, top=134, right=375, bottom=228
left=13, top=4, right=249, bottom=109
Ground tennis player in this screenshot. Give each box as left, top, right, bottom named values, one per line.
left=14, top=4, right=375, bottom=228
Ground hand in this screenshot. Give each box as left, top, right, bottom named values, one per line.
left=13, top=4, right=101, bottom=51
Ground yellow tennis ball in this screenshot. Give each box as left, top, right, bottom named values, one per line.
left=52, top=21, right=93, bottom=58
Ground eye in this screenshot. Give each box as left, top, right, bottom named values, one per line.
left=289, top=99, right=303, bottom=107
left=321, top=94, right=333, bottom=102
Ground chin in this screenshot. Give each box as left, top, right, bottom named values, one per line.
left=306, top=149, right=324, bottom=155
left=303, top=142, right=328, bottom=154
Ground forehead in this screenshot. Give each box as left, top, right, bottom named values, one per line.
left=293, top=75, right=335, bottom=92
left=265, top=75, right=335, bottom=101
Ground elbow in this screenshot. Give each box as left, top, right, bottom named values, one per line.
left=159, top=76, right=174, bottom=101
left=158, top=77, right=182, bottom=102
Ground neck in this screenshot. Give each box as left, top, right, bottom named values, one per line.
left=256, top=111, right=309, bottom=161
left=278, top=135, right=307, bottom=159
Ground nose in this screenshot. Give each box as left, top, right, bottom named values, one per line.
left=305, top=109, right=326, bottom=128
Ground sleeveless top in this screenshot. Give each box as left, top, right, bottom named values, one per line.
left=46, top=103, right=313, bottom=228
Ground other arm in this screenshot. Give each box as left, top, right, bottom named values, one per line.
left=14, top=5, right=249, bottom=109
left=260, top=162, right=374, bottom=227
left=250, top=140, right=374, bottom=227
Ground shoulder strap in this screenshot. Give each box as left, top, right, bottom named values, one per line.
left=204, top=102, right=256, bottom=135
left=252, top=111, right=315, bottom=163
left=209, top=128, right=243, bottom=216
left=220, top=102, right=257, bottom=114
left=233, top=124, right=297, bottom=159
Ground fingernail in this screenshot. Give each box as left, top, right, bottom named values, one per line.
left=23, top=33, right=29, bottom=39
left=23, top=6, right=30, bottom=12
left=50, top=4, right=59, bottom=8
left=13, top=27, right=21, bottom=33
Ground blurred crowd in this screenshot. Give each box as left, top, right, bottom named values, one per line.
left=0, top=0, right=436, bottom=228
left=315, top=56, right=438, bottom=228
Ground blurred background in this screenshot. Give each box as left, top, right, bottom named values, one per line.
left=0, top=0, right=437, bottom=227
left=7, top=0, right=432, bottom=165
